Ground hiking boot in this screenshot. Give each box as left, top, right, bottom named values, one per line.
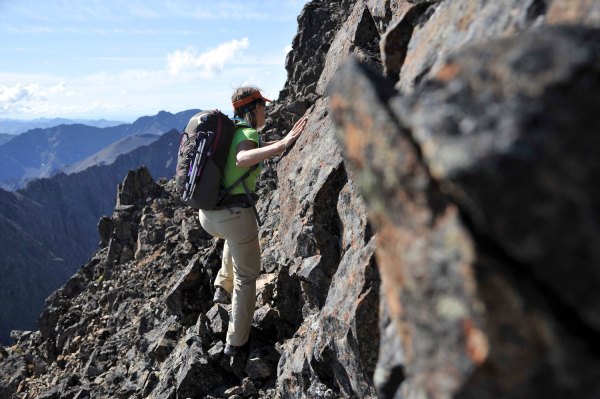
left=213, top=287, right=231, bottom=305
left=224, top=343, right=242, bottom=357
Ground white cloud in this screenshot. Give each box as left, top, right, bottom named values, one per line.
left=167, top=38, right=250, bottom=77
left=0, top=43, right=288, bottom=120
left=47, top=83, right=66, bottom=95
left=0, top=84, right=32, bottom=104
left=0, top=69, right=222, bottom=119
left=0, top=83, right=66, bottom=113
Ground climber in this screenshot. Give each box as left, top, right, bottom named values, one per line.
left=198, top=86, right=307, bottom=356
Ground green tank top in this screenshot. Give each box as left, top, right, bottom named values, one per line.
left=221, top=123, right=261, bottom=195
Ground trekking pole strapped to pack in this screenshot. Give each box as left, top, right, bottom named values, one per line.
left=182, top=131, right=210, bottom=201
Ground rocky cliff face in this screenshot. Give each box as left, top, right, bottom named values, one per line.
left=2, top=1, right=600, bottom=398
left=326, top=1, right=600, bottom=398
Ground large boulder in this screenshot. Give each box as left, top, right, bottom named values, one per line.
left=328, top=23, right=600, bottom=398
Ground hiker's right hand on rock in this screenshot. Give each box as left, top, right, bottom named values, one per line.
left=273, top=116, right=308, bottom=156
left=281, top=116, right=307, bottom=148
left=287, top=116, right=307, bottom=141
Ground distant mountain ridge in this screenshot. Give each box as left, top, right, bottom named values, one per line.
left=0, top=109, right=199, bottom=190
left=0, top=134, right=15, bottom=146
left=62, top=133, right=160, bottom=175
left=0, top=117, right=126, bottom=136
left=0, top=128, right=181, bottom=344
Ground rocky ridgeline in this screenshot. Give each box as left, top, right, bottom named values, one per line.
left=0, top=167, right=296, bottom=398
left=0, top=155, right=374, bottom=399
left=3, top=0, right=600, bottom=398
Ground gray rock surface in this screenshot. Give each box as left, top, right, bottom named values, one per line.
left=327, top=5, right=600, bottom=399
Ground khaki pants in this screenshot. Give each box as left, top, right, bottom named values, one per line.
left=199, top=207, right=260, bottom=346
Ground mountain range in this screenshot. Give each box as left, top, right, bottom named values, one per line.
left=0, top=117, right=126, bottom=136
left=62, top=133, right=160, bottom=175
left=0, top=110, right=198, bottom=190
left=0, top=114, right=187, bottom=344
left=0, top=134, right=16, bottom=146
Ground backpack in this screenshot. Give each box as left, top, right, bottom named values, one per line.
left=175, top=110, right=260, bottom=219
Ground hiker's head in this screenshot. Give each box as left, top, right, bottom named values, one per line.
left=232, top=87, right=271, bottom=129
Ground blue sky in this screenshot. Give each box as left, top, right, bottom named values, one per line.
left=0, top=0, right=307, bottom=121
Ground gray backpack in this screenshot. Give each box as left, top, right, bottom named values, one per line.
left=176, top=110, right=260, bottom=222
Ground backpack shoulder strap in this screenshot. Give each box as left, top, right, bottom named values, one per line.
left=215, top=163, right=262, bottom=225
left=241, top=178, right=262, bottom=226
left=216, top=164, right=259, bottom=202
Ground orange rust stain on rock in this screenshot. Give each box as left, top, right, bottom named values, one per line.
left=345, top=123, right=369, bottom=169
left=329, top=93, right=345, bottom=109
left=457, top=0, right=478, bottom=31
left=375, top=219, right=407, bottom=323
left=547, top=0, right=592, bottom=24
left=436, top=62, right=462, bottom=82
left=463, top=319, right=489, bottom=365
left=329, top=94, right=373, bottom=169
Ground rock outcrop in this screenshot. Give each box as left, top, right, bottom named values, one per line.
left=327, top=1, right=600, bottom=398
left=2, top=0, right=600, bottom=398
